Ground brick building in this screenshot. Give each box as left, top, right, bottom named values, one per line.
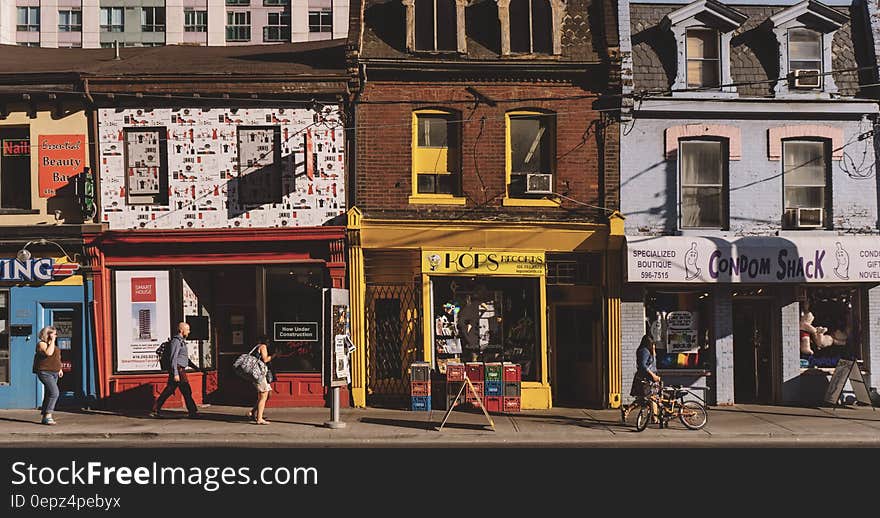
left=618, top=0, right=880, bottom=405
left=346, top=0, right=625, bottom=409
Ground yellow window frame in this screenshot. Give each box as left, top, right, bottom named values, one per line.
left=410, top=109, right=465, bottom=205
left=504, top=110, right=560, bottom=207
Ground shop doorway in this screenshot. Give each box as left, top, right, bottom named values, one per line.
left=209, top=267, right=259, bottom=406
left=45, top=305, right=83, bottom=402
left=733, top=299, right=773, bottom=403
left=552, top=305, right=599, bottom=407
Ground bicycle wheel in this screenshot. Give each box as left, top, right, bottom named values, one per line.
left=635, top=405, right=652, bottom=432
left=679, top=401, right=708, bottom=430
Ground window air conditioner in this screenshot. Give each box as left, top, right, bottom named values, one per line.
left=525, top=173, right=553, bottom=194
left=795, top=207, right=824, bottom=228
left=793, top=69, right=821, bottom=88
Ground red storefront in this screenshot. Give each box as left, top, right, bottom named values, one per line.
left=85, top=227, right=349, bottom=408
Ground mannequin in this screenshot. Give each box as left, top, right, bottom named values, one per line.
left=799, top=311, right=833, bottom=356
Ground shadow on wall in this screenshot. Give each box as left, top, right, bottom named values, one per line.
left=46, top=171, right=89, bottom=224
left=364, top=0, right=407, bottom=52
left=782, top=370, right=828, bottom=406
left=466, top=0, right=501, bottom=55
left=631, top=25, right=677, bottom=89
left=732, top=23, right=779, bottom=97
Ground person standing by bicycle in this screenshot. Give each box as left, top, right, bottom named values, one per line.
left=622, top=333, right=661, bottom=422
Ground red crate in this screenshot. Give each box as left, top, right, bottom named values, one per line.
left=410, top=381, right=431, bottom=397
left=465, top=362, right=484, bottom=381
left=465, top=382, right=484, bottom=402
left=485, top=396, right=502, bottom=413
left=446, top=363, right=465, bottom=382
left=503, top=397, right=521, bottom=413
left=502, top=363, right=521, bottom=382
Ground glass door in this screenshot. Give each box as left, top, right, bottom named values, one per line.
left=46, top=306, right=82, bottom=400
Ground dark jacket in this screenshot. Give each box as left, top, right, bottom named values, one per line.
left=168, top=334, right=190, bottom=374
left=636, top=345, right=657, bottom=378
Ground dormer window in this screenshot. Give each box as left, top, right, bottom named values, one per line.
left=770, top=0, right=848, bottom=97
left=415, top=0, right=457, bottom=51
left=510, top=0, right=552, bottom=54
left=661, top=0, right=747, bottom=96
left=686, top=29, right=720, bottom=88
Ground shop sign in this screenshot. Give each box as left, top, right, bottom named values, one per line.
left=627, top=236, right=880, bottom=283
left=38, top=135, right=86, bottom=198
left=422, top=250, right=546, bottom=276
left=274, top=322, right=319, bottom=342
left=2, top=139, right=29, bottom=157
left=0, top=258, right=79, bottom=282
left=114, top=270, right=171, bottom=373
left=665, top=311, right=698, bottom=353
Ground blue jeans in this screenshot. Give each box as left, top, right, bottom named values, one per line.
left=36, top=371, right=60, bottom=415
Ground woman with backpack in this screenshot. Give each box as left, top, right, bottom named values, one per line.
left=247, top=336, right=274, bottom=425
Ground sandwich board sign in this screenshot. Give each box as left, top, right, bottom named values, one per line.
left=823, top=359, right=875, bottom=409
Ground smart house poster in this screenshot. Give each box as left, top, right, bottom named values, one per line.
left=114, top=271, right=171, bottom=372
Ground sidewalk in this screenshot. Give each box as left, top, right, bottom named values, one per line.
left=1, top=404, right=878, bottom=447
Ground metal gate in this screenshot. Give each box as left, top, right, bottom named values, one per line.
left=365, top=283, right=422, bottom=398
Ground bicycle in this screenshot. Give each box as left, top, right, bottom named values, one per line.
left=634, top=383, right=708, bottom=432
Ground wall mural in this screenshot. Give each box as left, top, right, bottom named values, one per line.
left=99, top=106, right=345, bottom=229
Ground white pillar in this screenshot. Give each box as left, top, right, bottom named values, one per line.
left=292, top=0, right=309, bottom=42
left=81, top=0, right=101, bottom=48
left=165, top=0, right=184, bottom=45
left=40, top=0, right=60, bottom=48
left=332, top=0, right=349, bottom=40
left=207, top=0, right=225, bottom=46
left=0, top=1, right=16, bottom=45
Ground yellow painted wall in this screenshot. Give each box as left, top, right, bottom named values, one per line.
left=0, top=110, right=89, bottom=226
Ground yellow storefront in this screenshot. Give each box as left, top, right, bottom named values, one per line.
left=347, top=207, right=626, bottom=410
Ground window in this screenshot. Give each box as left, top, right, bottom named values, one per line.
left=0, top=127, right=32, bottom=210
left=124, top=128, right=168, bottom=206
left=141, top=7, right=166, bottom=32
left=510, top=0, right=552, bottom=54
left=507, top=112, right=555, bottom=199
left=415, top=0, right=457, bottom=51
left=58, top=9, right=82, bottom=32
left=265, top=266, right=327, bottom=373
left=100, top=7, right=124, bottom=32
left=546, top=254, right=596, bottom=285
left=0, top=291, right=8, bottom=385
left=679, top=140, right=725, bottom=229
left=799, top=287, right=864, bottom=367
left=309, top=9, right=332, bottom=33
left=645, top=290, right=712, bottom=371
left=236, top=126, right=282, bottom=205
left=263, top=12, right=290, bottom=42
left=431, top=276, right=542, bottom=381
left=264, top=0, right=289, bottom=5
left=782, top=140, right=828, bottom=229
left=17, top=7, right=40, bottom=32
left=788, top=29, right=822, bottom=89
left=184, top=10, right=208, bottom=32
left=226, top=11, right=251, bottom=41
left=18, top=42, right=40, bottom=47
left=226, top=0, right=251, bottom=5
left=412, top=111, right=460, bottom=197
left=686, top=29, right=720, bottom=88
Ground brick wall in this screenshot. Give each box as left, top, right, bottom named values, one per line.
left=355, top=81, right=607, bottom=222
left=869, top=285, right=880, bottom=392
left=712, top=287, right=734, bottom=405
left=780, top=296, right=802, bottom=403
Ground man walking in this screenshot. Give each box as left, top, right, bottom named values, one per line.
left=151, top=322, right=199, bottom=418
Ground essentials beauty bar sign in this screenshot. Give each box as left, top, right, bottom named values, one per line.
left=627, top=236, right=880, bottom=283
left=274, top=322, right=319, bottom=342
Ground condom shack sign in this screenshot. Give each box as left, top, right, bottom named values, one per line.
left=627, top=236, right=880, bottom=283
left=38, top=135, right=86, bottom=198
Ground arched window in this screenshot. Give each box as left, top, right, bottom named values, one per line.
left=415, top=0, right=457, bottom=51
left=509, top=0, right=552, bottom=54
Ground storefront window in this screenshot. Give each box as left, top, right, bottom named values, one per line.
left=266, top=267, right=326, bottom=373
left=182, top=272, right=214, bottom=370
left=645, top=290, right=711, bottom=370
left=798, top=287, right=863, bottom=368
left=431, top=276, right=541, bottom=381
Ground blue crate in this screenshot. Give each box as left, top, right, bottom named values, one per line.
left=485, top=380, right=503, bottom=397
left=411, top=396, right=432, bottom=411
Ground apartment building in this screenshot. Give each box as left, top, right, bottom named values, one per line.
left=1, top=0, right=348, bottom=47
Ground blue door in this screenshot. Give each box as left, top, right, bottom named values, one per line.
left=0, top=289, right=39, bottom=408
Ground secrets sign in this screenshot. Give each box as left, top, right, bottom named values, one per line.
left=38, top=135, right=86, bottom=198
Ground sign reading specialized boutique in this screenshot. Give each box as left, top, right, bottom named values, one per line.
left=114, top=270, right=171, bottom=372
left=38, top=135, right=86, bottom=198
left=422, top=250, right=546, bottom=276
left=0, top=258, right=79, bottom=281
left=627, top=236, right=880, bottom=283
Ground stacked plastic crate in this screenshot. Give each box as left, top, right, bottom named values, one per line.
left=445, top=361, right=465, bottom=409
left=465, top=362, right=485, bottom=408
left=483, top=362, right=504, bottom=413
left=502, top=362, right=521, bottom=412
left=410, top=361, right=432, bottom=411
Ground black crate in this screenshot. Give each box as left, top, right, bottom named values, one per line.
left=410, top=362, right=431, bottom=382
left=503, top=382, right=521, bottom=397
